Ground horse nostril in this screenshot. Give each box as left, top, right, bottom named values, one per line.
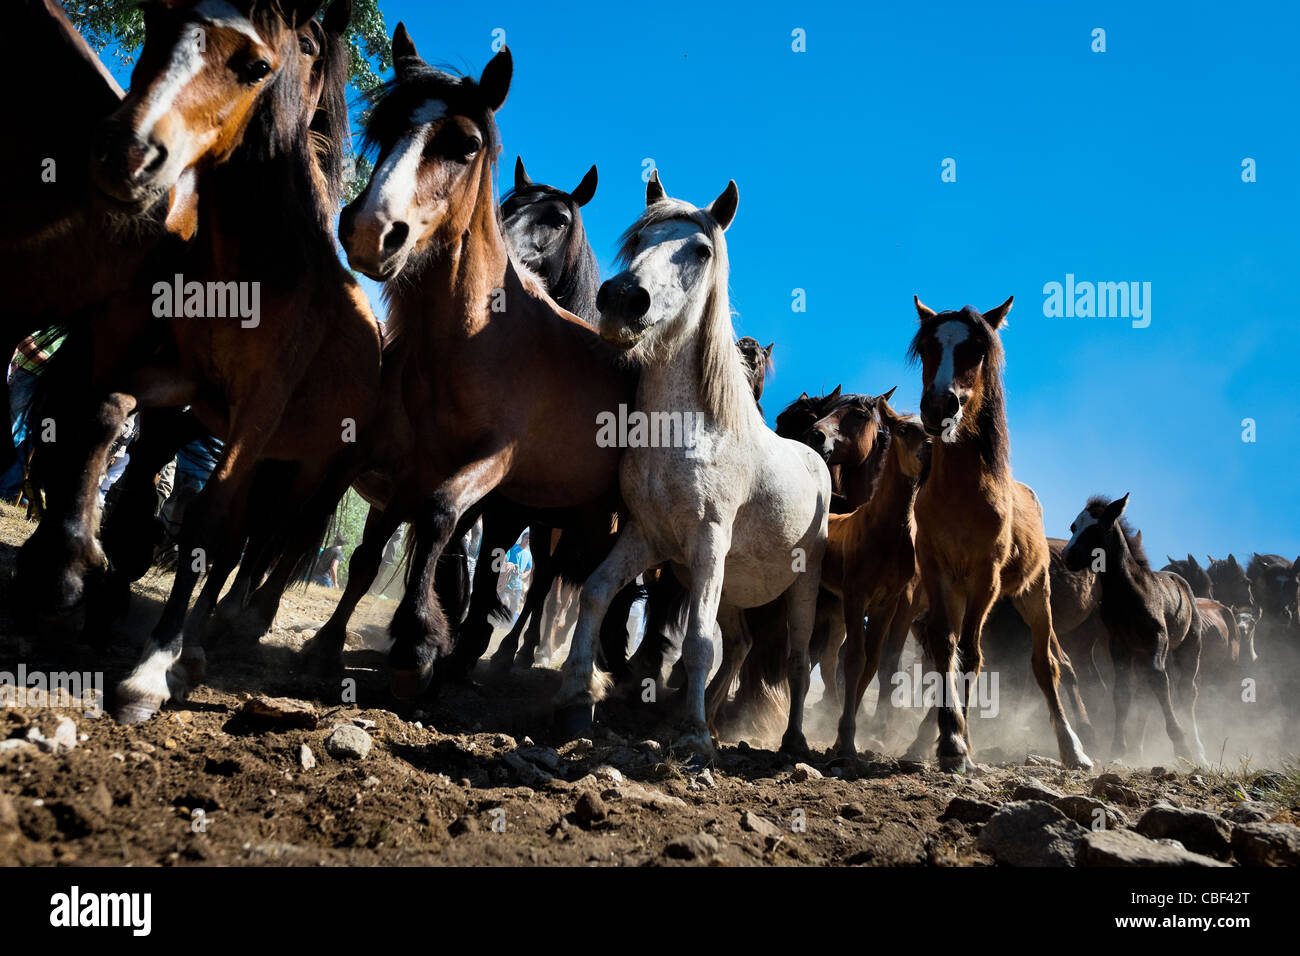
left=627, top=286, right=650, bottom=319
left=382, top=221, right=409, bottom=255
left=142, top=140, right=167, bottom=176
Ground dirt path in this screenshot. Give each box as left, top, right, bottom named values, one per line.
left=2, top=504, right=1297, bottom=867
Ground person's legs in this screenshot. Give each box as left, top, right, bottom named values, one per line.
left=0, top=369, right=38, bottom=499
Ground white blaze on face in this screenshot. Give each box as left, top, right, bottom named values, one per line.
left=1064, top=508, right=1097, bottom=555
left=626, top=218, right=708, bottom=332
left=358, top=99, right=447, bottom=224
left=931, top=320, right=969, bottom=399
left=138, top=1, right=261, bottom=145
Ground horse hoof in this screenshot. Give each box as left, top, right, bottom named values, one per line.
left=673, top=728, right=714, bottom=758
left=390, top=662, right=434, bottom=700
left=553, top=702, right=593, bottom=740
left=115, top=699, right=161, bottom=725
left=938, top=753, right=975, bottom=774
left=779, top=732, right=810, bottom=759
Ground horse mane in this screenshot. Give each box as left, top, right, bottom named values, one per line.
left=1086, top=494, right=1149, bottom=568
left=359, top=60, right=502, bottom=167
left=905, top=306, right=1010, bottom=480
left=615, top=199, right=750, bottom=432
left=309, top=15, right=350, bottom=209
left=500, top=183, right=601, bottom=321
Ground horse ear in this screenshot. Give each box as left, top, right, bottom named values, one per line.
left=646, top=169, right=666, bottom=206
left=984, top=296, right=1014, bottom=329
left=798, top=391, right=809, bottom=402
left=764, top=342, right=775, bottom=362
left=914, top=295, right=937, bottom=322
left=322, top=0, right=351, bottom=35
left=514, top=156, right=530, bottom=190
left=1100, top=493, right=1129, bottom=528
left=827, top=385, right=842, bottom=402
left=1187, top=553, right=1201, bottom=570
left=283, top=0, right=325, bottom=26
left=1228, top=554, right=1241, bottom=570
left=706, top=180, right=739, bottom=231
left=876, top=393, right=902, bottom=428
left=479, top=47, right=512, bottom=112
left=1291, top=557, right=1300, bottom=578
left=571, top=165, right=598, bottom=207
left=392, top=22, right=418, bottom=67
left=879, top=385, right=899, bottom=405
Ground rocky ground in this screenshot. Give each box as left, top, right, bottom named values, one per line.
left=2, top=503, right=1298, bottom=867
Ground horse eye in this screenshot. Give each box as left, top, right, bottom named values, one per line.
left=299, top=36, right=315, bottom=55
left=695, top=244, right=712, bottom=262
left=242, top=59, right=272, bottom=83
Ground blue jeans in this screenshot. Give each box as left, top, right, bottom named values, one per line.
left=0, top=368, right=39, bottom=498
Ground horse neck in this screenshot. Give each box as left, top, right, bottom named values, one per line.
left=842, top=433, right=887, bottom=509
left=396, top=174, right=509, bottom=346
left=195, top=135, right=328, bottom=279
left=636, top=322, right=759, bottom=440
left=865, top=447, right=919, bottom=535
left=553, top=239, right=599, bottom=323
left=1100, top=528, right=1143, bottom=594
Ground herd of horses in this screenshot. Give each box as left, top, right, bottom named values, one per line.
left=5, top=0, right=1298, bottom=772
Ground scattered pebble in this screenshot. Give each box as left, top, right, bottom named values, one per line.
left=325, top=725, right=372, bottom=760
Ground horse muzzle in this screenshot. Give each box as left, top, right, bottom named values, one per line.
left=339, top=205, right=410, bottom=281
left=89, top=120, right=170, bottom=209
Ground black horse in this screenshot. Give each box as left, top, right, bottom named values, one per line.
left=1063, top=494, right=1204, bottom=763
left=1162, top=554, right=1213, bottom=598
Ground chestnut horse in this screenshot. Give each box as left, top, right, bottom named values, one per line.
left=908, top=296, right=1092, bottom=771
left=1063, top=494, right=1205, bottom=763
left=819, top=397, right=928, bottom=760
left=312, top=28, right=636, bottom=698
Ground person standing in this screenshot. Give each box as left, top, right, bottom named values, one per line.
left=0, top=330, right=64, bottom=501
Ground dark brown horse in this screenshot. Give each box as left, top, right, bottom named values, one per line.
left=908, top=296, right=1091, bottom=771
left=20, top=0, right=382, bottom=724
left=313, top=27, right=636, bottom=699
left=1163, top=555, right=1213, bottom=598
left=1063, top=494, right=1204, bottom=763
left=0, top=0, right=188, bottom=474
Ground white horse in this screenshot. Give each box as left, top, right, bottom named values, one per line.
left=554, top=172, right=831, bottom=755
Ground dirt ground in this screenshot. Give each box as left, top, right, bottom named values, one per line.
left=1, top=503, right=1296, bottom=867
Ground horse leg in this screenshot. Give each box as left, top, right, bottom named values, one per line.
left=1051, top=629, right=1096, bottom=751
left=921, top=571, right=972, bottom=771
left=703, top=604, right=751, bottom=733
left=514, top=525, right=559, bottom=668
left=1108, top=646, right=1133, bottom=760
left=813, top=592, right=844, bottom=721
left=781, top=551, right=824, bottom=758
left=114, top=454, right=256, bottom=723
left=300, top=505, right=403, bottom=681
left=1171, top=628, right=1206, bottom=764
left=1011, top=572, right=1092, bottom=769
left=833, top=586, right=870, bottom=760
left=444, top=505, right=525, bottom=679
left=872, top=590, right=915, bottom=742
left=555, top=521, right=659, bottom=739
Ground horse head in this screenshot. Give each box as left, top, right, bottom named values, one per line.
left=340, top=23, right=511, bottom=281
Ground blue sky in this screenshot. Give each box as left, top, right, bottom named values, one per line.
left=105, top=0, right=1299, bottom=564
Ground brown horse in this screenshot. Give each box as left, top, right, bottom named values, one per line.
left=1063, top=494, right=1204, bottom=763
left=20, top=0, right=382, bottom=723
left=1163, top=555, right=1213, bottom=598
left=313, top=27, right=636, bottom=698
left=0, top=0, right=190, bottom=474
left=908, top=296, right=1092, bottom=771
left=818, top=397, right=927, bottom=760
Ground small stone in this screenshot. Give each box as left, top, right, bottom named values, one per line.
left=976, top=801, right=1086, bottom=866
left=1222, top=803, right=1273, bottom=825
left=362, top=776, right=380, bottom=789
left=1012, top=781, right=1064, bottom=803
left=840, top=802, right=868, bottom=820
left=1230, top=822, right=1300, bottom=867
left=353, top=718, right=376, bottom=730
left=791, top=763, right=823, bottom=782
left=1054, top=795, right=1130, bottom=830
left=574, top=791, right=607, bottom=825
left=516, top=746, right=561, bottom=772
left=298, top=743, right=316, bottom=770
left=325, top=725, right=372, bottom=760
left=0, top=739, right=39, bottom=757
left=491, top=733, right=516, bottom=748
left=635, top=739, right=662, bottom=755
left=131, top=741, right=156, bottom=754
left=1080, top=829, right=1229, bottom=867
left=52, top=718, right=77, bottom=751
left=740, top=811, right=781, bottom=838
left=665, top=832, right=720, bottom=861
left=521, top=736, right=535, bottom=747
left=594, top=765, right=623, bottom=786
left=1025, top=754, right=1063, bottom=768
left=163, top=738, right=177, bottom=750
left=696, top=770, right=717, bottom=789
left=939, top=796, right=1000, bottom=824
left=504, top=753, right=553, bottom=788
left=241, top=696, right=319, bottom=729
left=1137, top=806, right=1232, bottom=860
left=568, top=738, right=593, bottom=756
